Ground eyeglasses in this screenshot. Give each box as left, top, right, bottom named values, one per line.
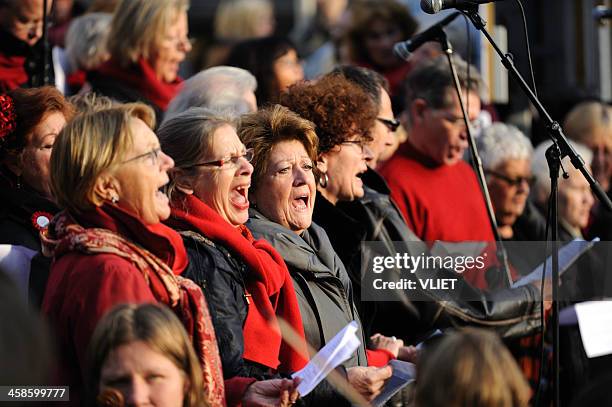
left=485, top=170, right=534, bottom=187
left=377, top=117, right=400, bottom=132
left=163, top=35, right=193, bottom=51
left=341, top=140, right=367, bottom=153
left=122, top=147, right=162, bottom=166
left=190, top=148, right=254, bottom=169
left=434, top=110, right=482, bottom=132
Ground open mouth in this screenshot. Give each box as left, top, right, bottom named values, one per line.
left=292, top=193, right=310, bottom=211
left=156, top=184, right=169, bottom=204
left=230, top=184, right=250, bottom=210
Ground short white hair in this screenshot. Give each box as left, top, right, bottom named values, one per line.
left=477, top=122, right=533, bottom=171
left=65, top=12, right=113, bottom=71
left=165, top=66, right=257, bottom=121
left=531, top=139, right=593, bottom=205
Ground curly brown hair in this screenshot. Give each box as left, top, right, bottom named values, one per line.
left=279, top=74, right=377, bottom=154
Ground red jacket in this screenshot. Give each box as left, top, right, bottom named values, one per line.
left=42, top=205, right=187, bottom=404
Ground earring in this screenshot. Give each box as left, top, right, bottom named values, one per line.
left=16, top=175, right=22, bottom=189
left=111, top=195, right=119, bottom=204
left=318, top=172, right=329, bottom=188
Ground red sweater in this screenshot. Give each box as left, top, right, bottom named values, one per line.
left=380, top=142, right=497, bottom=288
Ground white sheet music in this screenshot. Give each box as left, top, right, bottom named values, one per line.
left=512, top=238, right=599, bottom=287
left=575, top=301, right=612, bottom=358
left=292, top=321, right=361, bottom=396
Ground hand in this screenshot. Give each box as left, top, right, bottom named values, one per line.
left=242, top=378, right=300, bottom=407
left=531, top=277, right=553, bottom=311
left=397, top=345, right=419, bottom=363
left=370, top=333, right=403, bottom=357
left=346, top=365, right=393, bottom=401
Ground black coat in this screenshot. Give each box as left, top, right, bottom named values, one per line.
left=180, top=231, right=271, bottom=380
left=0, top=169, right=56, bottom=307
left=317, top=168, right=543, bottom=343
left=87, top=71, right=164, bottom=124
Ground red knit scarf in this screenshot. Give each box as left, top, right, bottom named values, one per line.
left=0, top=53, right=27, bottom=92
left=41, top=206, right=226, bottom=406
left=168, top=194, right=309, bottom=373
left=95, top=57, right=183, bottom=110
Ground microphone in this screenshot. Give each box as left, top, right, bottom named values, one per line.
left=421, top=0, right=504, bottom=14
left=593, top=6, right=612, bottom=20
left=393, top=12, right=461, bottom=60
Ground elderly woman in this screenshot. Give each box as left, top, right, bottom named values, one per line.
left=165, top=66, right=258, bottom=120
left=564, top=101, right=612, bottom=240
left=225, top=36, right=304, bottom=107
left=87, top=0, right=192, bottom=120
left=63, top=12, right=112, bottom=95
left=41, top=104, right=225, bottom=406
left=157, top=108, right=307, bottom=397
left=476, top=122, right=545, bottom=241
left=242, top=104, right=408, bottom=404
left=0, top=87, right=73, bottom=301
left=531, top=140, right=594, bottom=241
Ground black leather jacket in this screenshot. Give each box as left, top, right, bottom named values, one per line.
left=319, top=168, right=543, bottom=342
left=181, top=231, right=271, bottom=379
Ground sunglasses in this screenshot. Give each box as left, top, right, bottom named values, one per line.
left=485, top=170, right=534, bottom=187
left=377, top=117, right=400, bottom=132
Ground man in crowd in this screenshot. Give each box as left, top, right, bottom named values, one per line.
left=379, top=56, right=499, bottom=288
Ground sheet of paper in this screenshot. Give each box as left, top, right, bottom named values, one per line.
left=512, top=238, right=598, bottom=287
left=372, top=360, right=416, bottom=407
left=292, top=321, right=361, bottom=396
left=575, top=301, right=612, bottom=358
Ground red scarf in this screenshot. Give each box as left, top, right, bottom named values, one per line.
left=168, top=194, right=309, bottom=373
left=41, top=204, right=226, bottom=406
left=0, top=53, right=27, bottom=92
left=94, top=57, right=183, bottom=110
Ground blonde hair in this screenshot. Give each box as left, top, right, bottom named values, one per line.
left=564, top=101, right=612, bottom=147
left=214, top=0, right=273, bottom=41
left=415, top=328, right=531, bottom=407
left=86, top=304, right=206, bottom=407
left=107, top=0, right=189, bottom=65
left=50, top=103, right=155, bottom=214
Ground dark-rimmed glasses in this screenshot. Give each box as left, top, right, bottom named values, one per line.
left=485, top=169, right=534, bottom=187
left=377, top=117, right=400, bottom=132
left=190, top=148, right=254, bottom=169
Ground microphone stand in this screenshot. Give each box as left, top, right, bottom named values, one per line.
left=408, top=26, right=514, bottom=287
left=460, top=6, right=612, bottom=407
left=41, top=0, right=51, bottom=86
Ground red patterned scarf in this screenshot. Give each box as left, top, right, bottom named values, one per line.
left=94, top=57, right=183, bottom=110
left=41, top=206, right=226, bottom=406
left=168, top=194, right=309, bottom=373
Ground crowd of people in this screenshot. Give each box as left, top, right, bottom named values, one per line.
left=1, top=0, right=611, bottom=406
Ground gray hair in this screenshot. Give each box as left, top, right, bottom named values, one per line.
left=65, top=12, right=112, bottom=71
left=531, top=139, right=593, bottom=205
left=477, top=122, right=533, bottom=171
left=402, top=54, right=483, bottom=112
left=157, top=107, right=235, bottom=202
left=165, top=66, right=257, bottom=122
